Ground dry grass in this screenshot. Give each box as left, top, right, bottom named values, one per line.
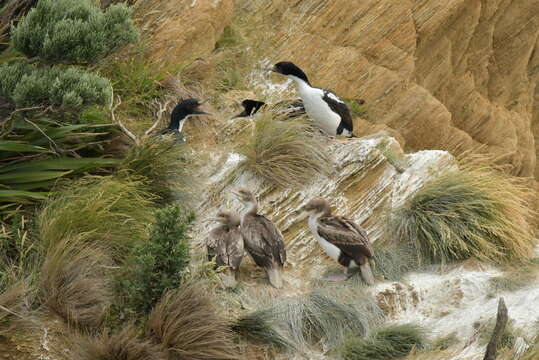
left=39, top=236, right=112, bottom=330
left=147, top=281, right=241, bottom=360
left=0, top=281, right=32, bottom=332
left=387, top=161, right=536, bottom=264
left=74, top=324, right=168, bottom=360
left=235, top=112, right=332, bottom=188
left=37, top=176, right=154, bottom=254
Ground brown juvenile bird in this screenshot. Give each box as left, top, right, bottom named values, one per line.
left=232, top=188, right=286, bottom=288
left=207, top=211, right=244, bottom=288
left=303, top=197, right=375, bottom=285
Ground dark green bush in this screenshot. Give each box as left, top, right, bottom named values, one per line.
left=0, top=62, right=111, bottom=108
left=12, top=0, right=138, bottom=64
left=342, top=323, right=425, bottom=360
left=116, top=205, right=193, bottom=315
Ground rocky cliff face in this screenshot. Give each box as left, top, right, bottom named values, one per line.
left=137, top=0, right=539, bottom=178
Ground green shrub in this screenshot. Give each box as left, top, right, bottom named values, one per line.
left=0, top=61, right=32, bottom=100
left=235, top=112, right=331, bottom=188
left=387, top=163, right=535, bottom=264
left=0, top=62, right=112, bottom=108
left=116, top=205, right=193, bottom=315
left=342, top=323, right=425, bottom=360
left=12, top=0, right=138, bottom=64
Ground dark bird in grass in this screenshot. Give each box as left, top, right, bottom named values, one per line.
left=233, top=98, right=306, bottom=119
left=232, top=188, right=286, bottom=289
left=270, top=61, right=354, bottom=137
left=207, top=210, right=244, bottom=288
left=303, top=197, right=374, bottom=285
left=161, top=98, right=211, bottom=140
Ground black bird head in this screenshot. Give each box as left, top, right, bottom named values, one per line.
left=234, top=99, right=266, bottom=118
left=168, top=98, right=210, bottom=132
left=270, top=61, right=310, bottom=84
left=176, top=98, right=209, bottom=116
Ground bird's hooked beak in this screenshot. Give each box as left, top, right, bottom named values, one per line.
left=192, top=109, right=211, bottom=116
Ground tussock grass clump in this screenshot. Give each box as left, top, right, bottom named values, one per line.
left=37, top=176, right=153, bottom=253
left=39, top=237, right=112, bottom=330
left=388, top=163, right=536, bottom=264
left=235, top=112, right=331, bottom=188
left=75, top=324, right=167, bottom=360
left=148, top=282, right=241, bottom=360
left=342, top=323, right=425, bottom=360
left=233, top=284, right=383, bottom=351
left=372, top=244, right=420, bottom=281
left=118, top=137, right=191, bottom=204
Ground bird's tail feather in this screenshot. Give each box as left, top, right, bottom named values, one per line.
left=266, top=267, right=283, bottom=289
left=359, top=261, right=375, bottom=286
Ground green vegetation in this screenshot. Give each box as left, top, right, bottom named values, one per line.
left=0, top=62, right=111, bottom=108
left=235, top=112, right=331, bottom=188
left=37, top=177, right=153, bottom=252
left=387, top=163, right=535, bottom=264
left=233, top=284, right=383, bottom=351
left=0, top=0, right=139, bottom=218
left=12, top=0, right=137, bottom=64
left=344, top=99, right=368, bottom=118
left=148, top=282, right=241, bottom=360
left=115, top=205, right=192, bottom=315
left=0, top=119, right=119, bottom=216
left=342, top=323, right=425, bottom=360
left=118, top=137, right=191, bottom=204
left=479, top=318, right=525, bottom=350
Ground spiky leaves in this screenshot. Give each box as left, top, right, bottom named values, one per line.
left=11, top=0, right=138, bottom=64
left=235, top=112, right=331, bottom=188
left=148, top=283, right=241, bottom=360
left=388, top=164, right=535, bottom=264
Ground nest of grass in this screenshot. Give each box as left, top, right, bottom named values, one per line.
left=387, top=159, right=536, bottom=264
left=233, top=111, right=332, bottom=189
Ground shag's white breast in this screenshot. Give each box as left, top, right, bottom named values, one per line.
left=293, top=78, right=340, bottom=135
left=308, top=215, right=341, bottom=262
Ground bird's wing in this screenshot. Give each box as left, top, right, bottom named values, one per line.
left=226, top=228, right=244, bottom=270
left=243, top=214, right=286, bottom=267
left=322, top=90, right=353, bottom=134
left=207, top=226, right=229, bottom=267
left=317, top=216, right=373, bottom=260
